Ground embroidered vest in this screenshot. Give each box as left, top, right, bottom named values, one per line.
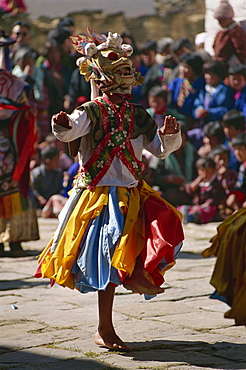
left=79, top=97, right=150, bottom=190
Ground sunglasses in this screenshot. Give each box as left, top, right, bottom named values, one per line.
left=15, top=32, right=28, bottom=37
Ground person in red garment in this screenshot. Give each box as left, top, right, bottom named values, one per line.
left=0, top=29, right=39, bottom=256
left=35, top=27, right=184, bottom=351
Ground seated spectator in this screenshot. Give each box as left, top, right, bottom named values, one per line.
left=168, top=52, right=205, bottom=129
left=225, top=132, right=246, bottom=212
left=178, top=157, right=227, bottom=224
left=213, top=0, right=246, bottom=67
left=147, top=85, right=185, bottom=127
left=41, top=159, right=79, bottom=218
left=31, top=146, right=64, bottom=216
left=150, top=122, right=198, bottom=207
left=42, top=132, right=73, bottom=171
left=208, top=144, right=238, bottom=219
left=228, top=64, right=246, bottom=116
left=197, top=121, right=226, bottom=158
left=168, top=37, right=195, bottom=81
left=222, top=109, right=245, bottom=171
left=193, top=59, right=234, bottom=126
left=209, top=144, right=238, bottom=194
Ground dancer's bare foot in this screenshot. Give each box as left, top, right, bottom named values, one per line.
left=123, top=273, right=165, bottom=296
left=94, top=329, right=131, bottom=351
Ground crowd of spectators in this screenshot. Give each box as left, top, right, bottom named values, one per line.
left=2, top=0, right=246, bottom=225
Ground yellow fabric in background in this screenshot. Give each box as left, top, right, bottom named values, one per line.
left=203, top=208, right=246, bottom=326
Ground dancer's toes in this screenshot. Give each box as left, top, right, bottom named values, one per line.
left=94, top=330, right=131, bottom=351
left=123, top=275, right=165, bottom=296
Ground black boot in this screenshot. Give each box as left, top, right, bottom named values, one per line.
left=9, top=242, right=25, bottom=257
left=0, top=243, right=5, bottom=257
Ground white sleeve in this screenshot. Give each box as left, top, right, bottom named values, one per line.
left=143, top=130, right=182, bottom=158
left=51, top=109, right=91, bottom=142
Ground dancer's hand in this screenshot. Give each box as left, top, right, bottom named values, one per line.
left=159, top=115, right=180, bottom=135
left=53, top=111, right=71, bottom=129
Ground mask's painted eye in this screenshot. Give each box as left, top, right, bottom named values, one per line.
left=107, top=52, right=118, bottom=61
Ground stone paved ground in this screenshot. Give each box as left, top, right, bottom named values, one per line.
left=0, top=218, right=246, bottom=370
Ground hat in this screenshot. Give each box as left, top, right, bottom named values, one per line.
left=213, top=0, right=234, bottom=20
left=157, top=37, right=173, bottom=53
left=0, top=29, right=15, bottom=47
left=195, top=32, right=207, bottom=46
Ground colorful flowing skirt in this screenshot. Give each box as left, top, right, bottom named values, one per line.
left=203, top=208, right=246, bottom=326
left=35, top=181, right=184, bottom=299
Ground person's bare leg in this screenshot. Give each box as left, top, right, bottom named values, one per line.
left=123, top=254, right=165, bottom=296
left=94, top=283, right=131, bottom=351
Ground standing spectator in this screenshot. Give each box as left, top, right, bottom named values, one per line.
left=47, top=26, right=75, bottom=83
left=57, top=17, right=75, bottom=35
left=0, top=0, right=27, bottom=17
left=213, top=0, right=246, bottom=67
left=9, top=20, right=38, bottom=65
left=194, top=32, right=211, bottom=62
left=139, top=39, right=159, bottom=105
left=228, top=64, right=246, bottom=116
left=0, top=29, right=39, bottom=256
left=156, top=37, right=178, bottom=84
left=63, top=66, right=91, bottom=113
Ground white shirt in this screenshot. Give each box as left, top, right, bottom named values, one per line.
left=52, top=109, right=182, bottom=188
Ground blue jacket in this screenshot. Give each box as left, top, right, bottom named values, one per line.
left=233, top=84, right=246, bottom=117
left=193, top=82, right=234, bottom=123
left=168, top=76, right=205, bottom=117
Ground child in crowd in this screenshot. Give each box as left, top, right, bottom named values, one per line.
left=31, top=145, right=64, bottom=215
left=209, top=145, right=238, bottom=194
left=225, top=132, right=246, bottom=212
left=147, top=85, right=185, bottom=127
left=149, top=121, right=198, bottom=207
left=35, top=28, right=184, bottom=351
left=197, top=121, right=226, bottom=158
left=228, top=64, right=246, bottom=116
left=178, top=157, right=226, bottom=224
left=168, top=52, right=205, bottom=129
left=222, top=109, right=245, bottom=171
left=193, top=59, right=234, bottom=125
